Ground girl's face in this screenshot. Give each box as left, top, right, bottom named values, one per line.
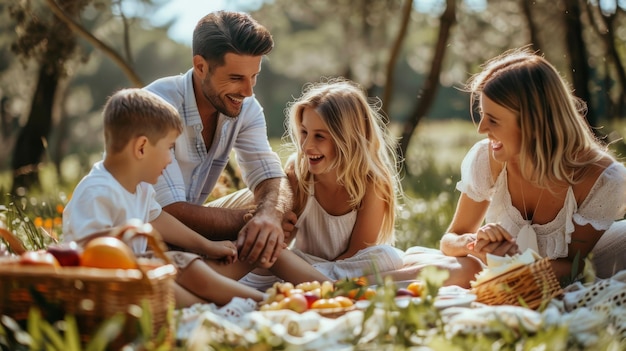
left=299, top=107, right=337, bottom=175
left=143, top=130, right=178, bottom=184
left=477, top=94, right=522, bottom=164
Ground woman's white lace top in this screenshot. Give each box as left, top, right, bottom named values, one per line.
left=456, top=139, right=626, bottom=259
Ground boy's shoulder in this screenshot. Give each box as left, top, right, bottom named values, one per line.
left=74, top=162, right=118, bottom=192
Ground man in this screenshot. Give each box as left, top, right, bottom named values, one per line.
left=144, top=11, right=293, bottom=268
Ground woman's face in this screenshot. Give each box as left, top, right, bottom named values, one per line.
left=477, top=93, right=522, bottom=164
left=298, top=107, right=337, bottom=175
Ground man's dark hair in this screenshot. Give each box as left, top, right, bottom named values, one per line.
left=192, top=11, right=274, bottom=67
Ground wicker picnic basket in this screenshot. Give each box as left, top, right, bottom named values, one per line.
left=0, top=224, right=177, bottom=348
left=470, top=257, right=563, bottom=310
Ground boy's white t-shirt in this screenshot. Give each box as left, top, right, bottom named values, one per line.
left=62, top=161, right=162, bottom=253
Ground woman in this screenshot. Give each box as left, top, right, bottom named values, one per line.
left=439, top=47, right=626, bottom=284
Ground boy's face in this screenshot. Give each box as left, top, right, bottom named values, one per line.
left=142, top=130, right=179, bottom=184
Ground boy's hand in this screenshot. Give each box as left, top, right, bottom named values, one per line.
left=206, top=240, right=238, bottom=265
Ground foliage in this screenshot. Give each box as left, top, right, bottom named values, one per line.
left=0, top=191, right=65, bottom=251
left=0, top=300, right=171, bottom=351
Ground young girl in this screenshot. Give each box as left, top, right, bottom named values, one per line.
left=239, top=78, right=405, bottom=289
left=439, top=47, right=626, bottom=283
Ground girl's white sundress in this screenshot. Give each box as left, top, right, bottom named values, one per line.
left=238, top=180, right=404, bottom=290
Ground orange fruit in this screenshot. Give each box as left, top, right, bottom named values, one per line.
left=333, top=296, right=354, bottom=307
left=407, top=281, right=424, bottom=296
left=310, top=298, right=342, bottom=309
left=347, top=288, right=360, bottom=299
left=81, top=237, right=137, bottom=269
left=362, top=287, right=377, bottom=300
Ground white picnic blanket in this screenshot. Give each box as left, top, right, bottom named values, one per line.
left=178, top=270, right=626, bottom=349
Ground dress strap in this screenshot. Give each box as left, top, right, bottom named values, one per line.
left=308, top=177, right=315, bottom=196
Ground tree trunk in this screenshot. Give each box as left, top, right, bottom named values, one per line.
left=11, top=65, right=60, bottom=192
left=562, top=0, right=596, bottom=126
left=398, top=0, right=456, bottom=170
left=520, top=0, right=542, bottom=52
left=381, top=0, right=413, bottom=123
left=601, top=14, right=626, bottom=119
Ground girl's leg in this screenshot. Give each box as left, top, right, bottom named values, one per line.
left=172, top=282, right=205, bottom=308
left=176, top=260, right=265, bottom=306
left=206, top=259, right=257, bottom=280
left=268, top=249, right=330, bottom=284
left=208, top=250, right=330, bottom=285
left=380, top=252, right=483, bottom=289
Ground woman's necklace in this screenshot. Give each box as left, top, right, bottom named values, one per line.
left=517, top=174, right=544, bottom=253
left=520, top=181, right=545, bottom=224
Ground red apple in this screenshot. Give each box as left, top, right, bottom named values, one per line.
left=47, top=242, right=81, bottom=267
left=303, top=292, right=320, bottom=309
left=396, top=288, right=416, bottom=298
left=285, top=293, right=308, bottom=313
left=20, top=251, right=60, bottom=268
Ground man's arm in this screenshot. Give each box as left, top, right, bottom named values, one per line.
left=162, top=202, right=248, bottom=241
left=237, top=176, right=293, bottom=267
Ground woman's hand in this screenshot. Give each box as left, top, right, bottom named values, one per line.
left=468, top=223, right=519, bottom=262
left=206, top=240, right=238, bottom=264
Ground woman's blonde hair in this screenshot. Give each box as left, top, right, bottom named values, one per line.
left=284, top=78, right=401, bottom=244
left=467, top=47, right=607, bottom=186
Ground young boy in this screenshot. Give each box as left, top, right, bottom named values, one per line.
left=62, top=88, right=268, bottom=307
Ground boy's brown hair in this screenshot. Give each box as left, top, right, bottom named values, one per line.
left=103, top=89, right=183, bottom=154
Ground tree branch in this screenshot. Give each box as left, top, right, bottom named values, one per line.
left=43, top=0, right=143, bottom=87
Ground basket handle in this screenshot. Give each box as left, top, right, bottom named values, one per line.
left=0, top=226, right=27, bottom=255
left=111, top=222, right=173, bottom=266
left=76, top=221, right=174, bottom=270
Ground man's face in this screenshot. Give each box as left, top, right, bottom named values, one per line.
left=199, top=53, right=263, bottom=118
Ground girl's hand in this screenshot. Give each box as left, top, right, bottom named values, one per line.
left=206, top=240, right=238, bottom=265
left=282, top=211, right=298, bottom=244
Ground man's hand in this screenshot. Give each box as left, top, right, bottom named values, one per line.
left=236, top=211, right=285, bottom=268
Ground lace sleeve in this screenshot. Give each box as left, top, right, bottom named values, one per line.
left=455, top=139, right=495, bottom=202
left=574, top=162, right=626, bottom=230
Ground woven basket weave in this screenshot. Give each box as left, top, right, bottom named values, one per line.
left=470, top=257, right=563, bottom=310
left=0, top=225, right=176, bottom=348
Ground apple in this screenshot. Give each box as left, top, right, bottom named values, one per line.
left=285, top=293, right=308, bottom=313
left=47, top=241, right=81, bottom=267
left=396, top=288, right=416, bottom=298
left=20, top=251, right=60, bottom=268
left=303, top=292, right=320, bottom=309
